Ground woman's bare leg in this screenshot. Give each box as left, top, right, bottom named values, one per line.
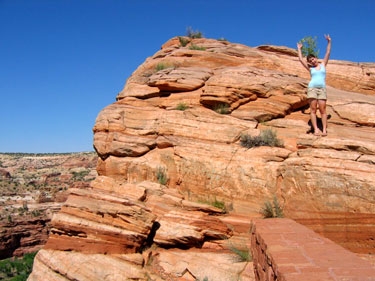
left=318, top=99, right=327, bottom=135
left=309, top=99, right=321, bottom=135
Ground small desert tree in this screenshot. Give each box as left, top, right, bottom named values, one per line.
left=186, top=26, right=203, bottom=38
left=299, top=36, right=319, bottom=57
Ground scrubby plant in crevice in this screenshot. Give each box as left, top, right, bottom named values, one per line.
left=260, top=196, right=284, bottom=218
left=213, top=103, right=230, bottom=114
left=240, top=128, right=283, bottom=148
left=228, top=244, right=252, bottom=262
left=175, top=102, right=189, bottom=111
left=178, top=36, right=190, bottom=47
left=156, top=166, right=168, bottom=185
left=211, top=198, right=226, bottom=211
left=189, top=44, right=206, bottom=51
left=155, top=62, right=175, bottom=72
left=198, top=197, right=227, bottom=213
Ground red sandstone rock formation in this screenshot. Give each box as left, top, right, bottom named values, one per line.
left=28, top=37, right=375, bottom=280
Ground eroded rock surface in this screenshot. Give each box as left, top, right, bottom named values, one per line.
left=28, top=37, right=375, bottom=280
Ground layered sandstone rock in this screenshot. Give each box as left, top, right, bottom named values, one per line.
left=28, top=37, right=375, bottom=280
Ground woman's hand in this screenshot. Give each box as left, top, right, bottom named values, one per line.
left=324, top=34, right=331, bottom=42
left=297, top=42, right=303, bottom=49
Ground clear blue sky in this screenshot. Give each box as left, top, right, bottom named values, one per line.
left=1, top=0, right=374, bottom=153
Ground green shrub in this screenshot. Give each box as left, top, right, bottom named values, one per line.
left=0, top=252, right=37, bottom=281
left=72, top=170, right=90, bottom=180
left=175, top=102, right=189, bottom=111
left=229, top=244, right=252, bottom=262
left=156, top=167, right=168, bottom=185
left=178, top=36, right=190, bottom=47
left=260, top=196, right=284, bottom=218
left=198, top=198, right=226, bottom=213
left=189, top=44, right=206, bottom=51
left=213, top=103, right=230, bottom=114
left=273, top=196, right=284, bottom=218
left=299, top=36, right=319, bottom=57
left=186, top=26, right=203, bottom=38
left=155, top=62, right=175, bottom=72
left=155, top=62, right=169, bottom=72
left=261, top=201, right=274, bottom=218
left=212, top=198, right=226, bottom=212
left=31, top=209, right=41, bottom=217
left=240, top=129, right=283, bottom=148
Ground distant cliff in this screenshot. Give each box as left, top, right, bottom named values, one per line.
left=0, top=152, right=97, bottom=259
left=28, top=37, right=375, bottom=281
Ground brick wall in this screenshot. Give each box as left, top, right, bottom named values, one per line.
left=250, top=218, right=375, bottom=281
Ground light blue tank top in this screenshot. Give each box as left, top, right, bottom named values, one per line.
left=308, top=64, right=326, bottom=88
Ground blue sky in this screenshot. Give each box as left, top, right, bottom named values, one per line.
left=1, top=0, right=374, bottom=153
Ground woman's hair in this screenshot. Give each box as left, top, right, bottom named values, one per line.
left=306, top=54, right=316, bottom=61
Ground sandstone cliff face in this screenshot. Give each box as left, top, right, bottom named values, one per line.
left=28, top=37, right=375, bottom=280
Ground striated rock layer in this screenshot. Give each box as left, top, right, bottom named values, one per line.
left=28, top=37, right=375, bottom=280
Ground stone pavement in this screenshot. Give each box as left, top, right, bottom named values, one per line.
left=251, top=218, right=375, bottom=281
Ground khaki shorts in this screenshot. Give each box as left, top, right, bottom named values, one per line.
left=307, top=87, right=327, bottom=100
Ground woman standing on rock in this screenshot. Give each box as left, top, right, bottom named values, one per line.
left=297, top=34, right=331, bottom=136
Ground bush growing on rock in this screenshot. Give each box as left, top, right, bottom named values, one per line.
left=175, top=102, right=189, bottom=111
left=156, top=166, right=168, bottom=185
left=189, top=44, right=206, bottom=51
left=229, top=244, right=252, bottom=262
left=213, top=103, right=230, bottom=114
left=186, top=26, right=203, bottom=38
left=240, top=129, right=283, bottom=148
left=178, top=36, right=190, bottom=47
left=261, top=196, right=284, bottom=218
left=155, top=62, right=174, bottom=72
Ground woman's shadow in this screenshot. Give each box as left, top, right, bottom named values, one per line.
left=302, top=107, right=331, bottom=134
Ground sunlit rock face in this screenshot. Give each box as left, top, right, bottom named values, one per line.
left=28, top=37, right=375, bottom=280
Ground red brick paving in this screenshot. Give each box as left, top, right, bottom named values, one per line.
left=251, top=218, right=375, bottom=281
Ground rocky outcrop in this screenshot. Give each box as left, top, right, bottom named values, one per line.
left=28, top=37, right=375, bottom=280
left=30, top=177, right=253, bottom=280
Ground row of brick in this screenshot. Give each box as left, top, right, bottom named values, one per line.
left=250, top=218, right=375, bottom=281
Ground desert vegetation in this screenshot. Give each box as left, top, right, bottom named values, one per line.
left=175, top=102, right=189, bottom=111
left=229, top=244, right=252, bottom=262
left=298, top=35, right=319, bottom=57
left=189, top=44, right=206, bottom=51
left=155, top=62, right=175, bottom=72
left=178, top=36, right=190, bottom=47
left=260, top=196, right=284, bottom=218
left=240, top=129, right=283, bottom=148
left=186, top=26, right=203, bottom=39
left=0, top=152, right=97, bottom=224
left=156, top=166, right=168, bottom=185
left=198, top=197, right=227, bottom=213
left=213, top=103, right=230, bottom=114
left=0, top=252, right=36, bottom=281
